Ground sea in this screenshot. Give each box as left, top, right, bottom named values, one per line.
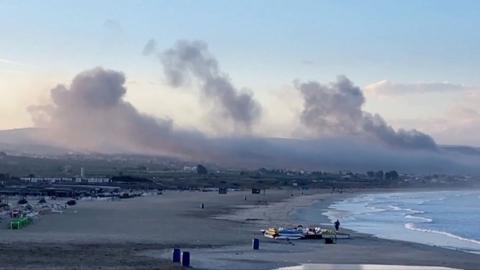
left=299, top=190, right=480, bottom=254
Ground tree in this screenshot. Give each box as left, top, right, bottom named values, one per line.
left=385, top=170, right=399, bottom=180
left=196, top=164, right=208, bottom=175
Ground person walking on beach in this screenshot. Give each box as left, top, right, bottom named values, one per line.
left=334, top=219, right=340, bottom=231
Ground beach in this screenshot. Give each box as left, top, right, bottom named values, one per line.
left=1, top=189, right=480, bottom=269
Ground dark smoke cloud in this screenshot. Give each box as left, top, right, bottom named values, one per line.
left=142, top=39, right=157, bottom=56
left=298, top=76, right=365, bottom=135
left=28, top=67, right=209, bottom=158
left=362, top=113, right=437, bottom=150
left=297, top=76, right=438, bottom=150
left=147, top=40, right=261, bottom=129
left=26, top=67, right=480, bottom=174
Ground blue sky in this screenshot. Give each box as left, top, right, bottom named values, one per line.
left=2, top=0, right=480, bottom=84
left=1, top=0, right=480, bottom=145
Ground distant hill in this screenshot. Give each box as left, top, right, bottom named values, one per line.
left=2, top=127, right=480, bottom=156
left=0, top=128, right=43, bottom=145
left=0, top=128, right=71, bottom=156
left=441, top=145, right=480, bottom=156
left=1, top=128, right=480, bottom=173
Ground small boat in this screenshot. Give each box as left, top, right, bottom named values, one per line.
left=276, top=228, right=305, bottom=240
left=262, top=225, right=351, bottom=240
left=262, top=226, right=305, bottom=240
left=263, top=227, right=278, bottom=238
left=303, top=226, right=323, bottom=239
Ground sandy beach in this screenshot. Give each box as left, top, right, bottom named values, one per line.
left=1, top=189, right=480, bottom=269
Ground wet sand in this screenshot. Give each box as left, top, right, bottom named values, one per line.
left=1, top=189, right=479, bottom=269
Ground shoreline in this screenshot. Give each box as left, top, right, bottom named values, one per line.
left=316, top=188, right=480, bottom=255
left=0, top=188, right=479, bottom=269
left=162, top=188, right=480, bottom=270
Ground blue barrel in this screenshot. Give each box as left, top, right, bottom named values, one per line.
left=182, top=251, right=190, bottom=267
left=172, top=248, right=181, bottom=263
left=252, top=238, right=260, bottom=250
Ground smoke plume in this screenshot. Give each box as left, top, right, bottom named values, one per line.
left=28, top=67, right=209, bottom=158
left=142, top=39, right=157, bottom=56
left=149, top=40, right=261, bottom=129
left=26, top=67, right=480, bottom=174
left=297, top=76, right=438, bottom=150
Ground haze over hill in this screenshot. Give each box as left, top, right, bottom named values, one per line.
left=2, top=127, right=480, bottom=175
left=4, top=40, right=480, bottom=174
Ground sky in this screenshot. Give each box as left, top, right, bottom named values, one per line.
left=1, top=0, right=480, bottom=146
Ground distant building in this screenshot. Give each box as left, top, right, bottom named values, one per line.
left=183, top=166, right=196, bottom=172
left=20, top=177, right=111, bottom=184
left=251, top=188, right=261, bottom=194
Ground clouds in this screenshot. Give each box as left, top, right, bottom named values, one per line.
left=103, top=19, right=123, bottom=33
left=0, top=57, right=24, bottom=66
left=146, top=39, right=262, bottom=130
left=420, top=105, right=480, bottom=147
left=0, top=57, right=35, bottom=69
left=297, top=76, right=438, bottom=150
left=365, top=80, right=472, bottom=96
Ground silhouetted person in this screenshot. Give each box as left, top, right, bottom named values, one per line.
left=334, top=219, right=340, bottom=231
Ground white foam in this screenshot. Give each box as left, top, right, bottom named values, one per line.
left=405, top=223, right=480, bottom=246
left=388, top=205, right=424, bottom=214
left=388, top=205, right=403, bottom=211
left=403, top=208, right=424, bottom=214
left=277, top=264, right=461, bottom=270
left=404, top=214, right=432, bottom=223
left=366, top=206, right=387, bottom=213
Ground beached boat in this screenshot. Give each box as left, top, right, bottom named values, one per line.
left=276, top=228, right=305, bottom=240
left=262, top=225, right=350, bottom=240
left=263, top=227, right=305, bottom=240
left=263, top=228, right=278, bottom=238
left=303, top=226, right=323, bottom=239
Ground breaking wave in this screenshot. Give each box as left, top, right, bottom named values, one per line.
left=323, top=190, right=480, bottom=254
left=404, top=215, right=432, bottom=223
left=405, top=222, right=480, bottom=246
left=388, top=205, right=424, bottom=214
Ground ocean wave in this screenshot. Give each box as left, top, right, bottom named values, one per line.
left=366, top=206, right=387, bottom=213
left=388, top=205, right=403, bottom=211
left=324, top=209, right=357, bottom=222
left=404, top=208, right=425, bottom=214
left=404, top=214, right=432, bottom=223
left=388, top=205, right=424, bottom=214
left=405, top=223, right=480, bottom=246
